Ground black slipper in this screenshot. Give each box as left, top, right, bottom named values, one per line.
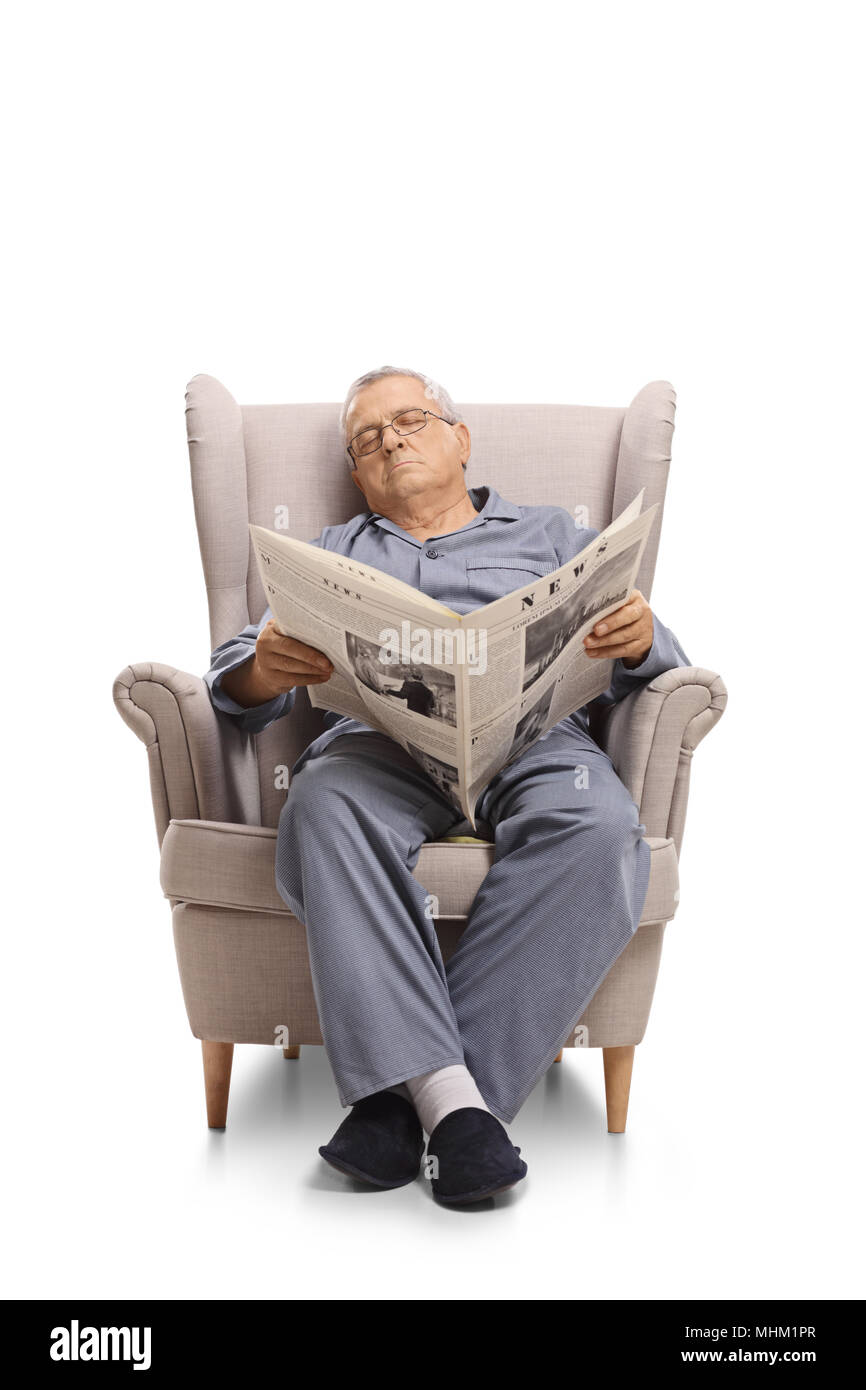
left=426, top=1107, right=528, bottom=1204
left=318, top=1090, right=424, bottom=1189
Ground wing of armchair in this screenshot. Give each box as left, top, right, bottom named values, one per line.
left=113, top=662, right=261, bottom=847
left=592, top=664, right=728, bottom=858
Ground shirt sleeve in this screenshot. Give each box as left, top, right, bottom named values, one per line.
left=203, top=526, right=331, bottom=736
left=204, top=606, right=298, bottom=735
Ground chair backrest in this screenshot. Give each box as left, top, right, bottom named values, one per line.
left=185, top=375, right=677, bottom=827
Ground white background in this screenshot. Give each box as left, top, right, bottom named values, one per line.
left=3, top=0, right=863, bottom=1302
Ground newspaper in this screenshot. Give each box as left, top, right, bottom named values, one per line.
left=250, top=489, right=659, bottom=830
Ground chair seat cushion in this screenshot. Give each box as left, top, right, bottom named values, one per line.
left=160, top=819, right=681, bottom=925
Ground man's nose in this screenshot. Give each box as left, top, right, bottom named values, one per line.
left=381, top=424, right=405, bottom=452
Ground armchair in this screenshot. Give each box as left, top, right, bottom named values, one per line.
left=113, top=375, right=726, bottom=1132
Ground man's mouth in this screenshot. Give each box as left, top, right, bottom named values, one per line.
left=390, top=459, right=418, bottom=471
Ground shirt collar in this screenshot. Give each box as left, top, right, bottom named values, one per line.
left=357, top=484, right=522, bottom=543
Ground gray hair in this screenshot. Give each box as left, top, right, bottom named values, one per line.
left=339, top=365, right=464, bottom=468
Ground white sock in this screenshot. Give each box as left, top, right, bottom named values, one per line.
left=385, top=1082, right=412, bottom=1102
left=404, top=1064, right=491, bottom=1136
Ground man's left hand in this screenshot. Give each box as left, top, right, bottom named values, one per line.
left=583, top=589, right=653, bottom=669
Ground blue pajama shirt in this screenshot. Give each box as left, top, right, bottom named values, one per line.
left=205, top=483, right=691, bottom=1123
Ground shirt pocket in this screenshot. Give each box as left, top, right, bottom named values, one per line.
left=464, top=554, right=558, bottom=604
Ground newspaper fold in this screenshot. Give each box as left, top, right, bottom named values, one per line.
left=250, top=489, right=658, bottom=830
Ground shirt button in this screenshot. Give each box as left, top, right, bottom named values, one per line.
left=425, top=548, right=440, bottom=558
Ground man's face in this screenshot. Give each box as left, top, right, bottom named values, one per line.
left=345, top=376, right=471, bottom=513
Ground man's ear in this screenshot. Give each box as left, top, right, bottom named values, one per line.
left=454, top=422, right=471, bottom=469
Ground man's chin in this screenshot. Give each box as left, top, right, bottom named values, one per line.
left=386, top=468, right=424, bottom=489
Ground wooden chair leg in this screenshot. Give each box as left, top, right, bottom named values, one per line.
left=282, top=1045, right=301, bottom=1060
left=603, top=1044, right=635, bottom=1133
left=553, top=1048, right=563, bottom=1062
left=202, top=1041, right=234, bottom=1129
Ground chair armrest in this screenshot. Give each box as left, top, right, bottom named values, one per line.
left=113, top=662, right=260, bottom=847
left=595, top=666, right=727, bottom=856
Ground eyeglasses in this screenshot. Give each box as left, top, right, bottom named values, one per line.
left=346, top=407, right=451, bottom=466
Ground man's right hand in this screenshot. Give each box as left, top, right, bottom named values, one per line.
left=220, top=620, right=334, bottom=708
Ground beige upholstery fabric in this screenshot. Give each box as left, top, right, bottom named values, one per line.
left=171, top=902, right=668, bottom=1052
left=114, top=377, right=727, bottom=1056
left=160, top=818, right=680, bottom=923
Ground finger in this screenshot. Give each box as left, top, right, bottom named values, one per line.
left=263, top=624, right=329, bottom=665
left=288, top=639, right=331, bottom=664
left=585, top=637, right=648, bottom=660
left=584, top=617, right=647, bottom=650
left=270, top=640, right=332, bottom=671
left=290, top=671, right=333, bottom=685
left=290, top=652, right=333, bottom=673
left=590, top=595, right=645, bottom=638
left=265, top=660, right=333, bottom=687
left=268, top=653, right=332, bottom=679
left=274, top=634, right=330, bottom=664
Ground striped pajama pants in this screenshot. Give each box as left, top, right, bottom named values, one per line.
left=274, top=721, right=652, bottom=1124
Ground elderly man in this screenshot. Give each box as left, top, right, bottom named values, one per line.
left=204, top=366, right=691, bottom=1204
